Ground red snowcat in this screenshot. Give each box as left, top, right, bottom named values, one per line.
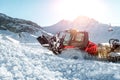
left=37, top=29, right=120, bottom=62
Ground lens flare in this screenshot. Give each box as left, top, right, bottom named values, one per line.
left=52, top=0, right=108, bottom=21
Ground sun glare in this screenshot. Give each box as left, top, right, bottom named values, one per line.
left=53, top=0, right=107, bottom=21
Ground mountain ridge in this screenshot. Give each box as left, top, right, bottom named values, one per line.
left=43, top=16, right=120, bottom=43
left=43, top=16, right=100, bottom=33
left=0, top=13, right=42, bottom=34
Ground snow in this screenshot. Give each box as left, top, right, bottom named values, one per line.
left=58, top=49, right=88, bottom=59
left=0, top=31, right=120, bottom=80
left=5, top=36, right=19, bottom=44
left=109, top=52, right=120, bottom=57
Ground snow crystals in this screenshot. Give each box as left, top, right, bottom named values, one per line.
left=0, top=32, right=120, bottom=80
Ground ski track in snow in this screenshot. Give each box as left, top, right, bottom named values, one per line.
left=0, top=36, right=120, bottom=80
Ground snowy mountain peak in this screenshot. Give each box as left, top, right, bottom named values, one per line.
left=53, top=19, right=71, bottom=27
left=58, top=19, right=71, bottom=24
left=73, top=16, right=98, bottom=27
left=43, top=16, right=100, bottom=33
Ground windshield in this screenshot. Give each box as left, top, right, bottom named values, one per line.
left=58, top=32, right=70, bottom=41
left=58, top=31, right=71, bottom=45
left=64, top=32, right=71, bottom=41
left=75, top=33, right=84, bottom=42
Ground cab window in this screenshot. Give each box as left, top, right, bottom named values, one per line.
left=64, top=32, right=71, bottom=41
left=58, top=32, right=71, bottom=41
left=75, top=33, right=84, bottom=42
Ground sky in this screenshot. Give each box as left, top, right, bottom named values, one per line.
left=0, top=0, right=120, bottom=27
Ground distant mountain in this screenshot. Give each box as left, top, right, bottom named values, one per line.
left=0, top=13, right=42, bottom=34
left=44, top=19, right=71, bottom=34
left=0, top=13, right=51, bottom=42
left=43, top=16, right=120, bottom=43
left=43, top=16, right=99, bottom=33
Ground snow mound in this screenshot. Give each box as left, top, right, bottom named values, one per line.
left=58, top=49, right=88, bottom=60
left=5, top=36, right=19, bottom=44
left=1, top=33, right=120, bottom=80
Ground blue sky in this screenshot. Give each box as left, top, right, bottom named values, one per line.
left=0, top=0, right=120, bottom=26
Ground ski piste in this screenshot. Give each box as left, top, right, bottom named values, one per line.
left=37, top=29, right=120, bottom=62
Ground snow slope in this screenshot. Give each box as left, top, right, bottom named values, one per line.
left=0, top=13, right=53, bottom=43
left=1, top=32, right=120, bottom=80
left=0, top=29, right=52, bottom=43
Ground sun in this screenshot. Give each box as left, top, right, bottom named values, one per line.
left=52, top=0, right=107, bottom=21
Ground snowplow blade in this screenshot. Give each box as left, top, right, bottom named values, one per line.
left=37, top=35, right=49, bottom=47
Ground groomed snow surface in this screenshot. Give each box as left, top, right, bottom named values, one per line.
left=0, top=35, right=120, bottom=80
